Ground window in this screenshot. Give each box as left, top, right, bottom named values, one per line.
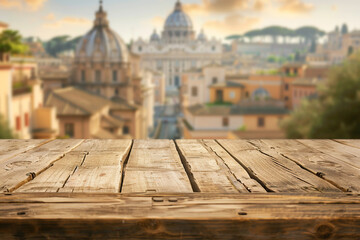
left=138, top=46, right=142, bottom=52
left=284, top=83, right=289, bottom=91
left=245, top=91, right=249, bottom=98
left=222, top=117, right=229, bottom=127
left=24, top=113, right=29, bottom=127
left=285, top=68, right=290, bottom=75
left=81, top=70, right=85, bottom=82
left=229, top=91, right=235, bottom=99
left=212, top=46, right=216, bottom=51
left=16, top=116, right=21, bottom=131
left=212, top=77, right=218, bottom=84
left=284, top=96, right=289, bottom=101
left=191, top=87, right=198, bottom=97
left=115, top=88, right=119, bottom=96
left=258, top=117, right=265, bottom=128
left=123, top=126, right=130, bottom=135
left=294, top=69, right=298, bottom=75
left=112, top=70, right=118, bottom=82
left=95, top=70, right=101, bottom=82
left=65, top=123, right=74, bottom=138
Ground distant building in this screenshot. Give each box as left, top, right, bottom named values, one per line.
left=0, top=57, right=58, bottom=139
left=291, top=78, right=323, bottom=109
left=0, top=21, right=8, bottom=33
left=182, top=100, right=288, bottom=139
left=46, top=87, right=144, bottom=139
left=308, top=28, right=360, bottom=65
left=68, top=2, right=154, bottom=138
left=131, top=0, right=222, bottom=90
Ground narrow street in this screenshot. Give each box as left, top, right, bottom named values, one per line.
left=153, top=92, right=181, bottom=139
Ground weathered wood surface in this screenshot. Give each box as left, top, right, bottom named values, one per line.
left=0, top=139, right=48, bottom=162
left=0, top=139, right=83, bottom=192
left=217, top=140, right=341, bottom=193
left=121, top=140, right=193, bottom=193
left=1, top=139, right=360, bottom=239
left=0, top=193, right=360, bottom=239
left=250, top=140, right=360, bottom=193
left=17, top=140, right=132, bottom=193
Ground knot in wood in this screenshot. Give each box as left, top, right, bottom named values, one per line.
left=315, top=223, right=335, bottom=239
left=26, top=172, right=36, bottom=180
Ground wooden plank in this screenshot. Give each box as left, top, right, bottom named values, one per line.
left=59, top=140, right=132, bottom=193
left=0, top=140, right=49, bottom=162
left=0, top=139, right=83, bottom=192
left=0, top=193, right=360, bottom=239
left=299, top=140, right=360, bottom=170
left=251, top=140, right=360, bottom=193
left=121, top=140, right=193, bottom=193
left=202, top=140, right=267, bottom=193
left=218, top=140, right=340, bottom=193
left=335, top=139, right=360, bottom=149
left=15, top=152, right=86, bottom=193
left=176, top=140, right=240, bottom=193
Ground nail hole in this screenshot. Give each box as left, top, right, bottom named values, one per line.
left=17, top=212, right=26, bottom=216
left=238, top=212, right=247, bottom=216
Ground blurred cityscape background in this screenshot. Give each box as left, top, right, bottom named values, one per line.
left=0, top=0, right=359, bottom=140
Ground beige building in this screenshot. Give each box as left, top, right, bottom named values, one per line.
left=131, top=1, right=222, bottom=90
left=46, top=87, right=147, bottom=139
left=0, top=21, right=8, bottom=33
left=182, top=100, right=288, bottom=139
left=67, top=2, right=154, bottom=138
left=0, top=57, right=58, bottom=139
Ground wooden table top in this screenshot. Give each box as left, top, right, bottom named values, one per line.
left=1, top=139, right=360, bottom=239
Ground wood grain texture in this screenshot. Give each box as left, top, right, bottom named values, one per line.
left=176, top=140, right=240, bottom=193
left=299, top=140, right=360, bottom=170
left=335, top=139, right=360, bottom=149
left=0, top=193, right=359, bottom=239
left=218, top=140, right=340, bottom=193
left=202, top=140, right=266, bottom=193
left=121, top=140, right=193, bottom=193
left=59, top=140, right=132, bottom=193
left=251, top=140, right=360, bottom=193
left=0, top=139, right=49, bottom=162
left=0, top=139, right=83, bottom=193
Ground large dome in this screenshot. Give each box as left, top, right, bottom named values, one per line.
left=75, top=4, right=129, bottom=63
left=164, top=0, right=193, bottom=29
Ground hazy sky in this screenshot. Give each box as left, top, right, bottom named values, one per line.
left=0, top=0, right=359, bottom=42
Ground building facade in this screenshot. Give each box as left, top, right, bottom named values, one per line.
left=131, top=0, right=222, bottom=90
left=68, top=2, right=154, bottom=138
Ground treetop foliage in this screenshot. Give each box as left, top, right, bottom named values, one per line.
left=282, top=52, right=360, bottom=139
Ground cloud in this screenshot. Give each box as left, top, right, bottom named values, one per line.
left=204, top=14, right=260, bottom=35
left=151, top=16, right=165, bottom=28
left=0, top=0, right=22, bottom=9
left=277, top=0, right=314, bottom=14
left=0, top=0, right=47, bottom=11
left=45, top=13, right=55, bottom=21
left=24, top=0, right=47, bottom=10
left=183, top=0, right=250, bottom=14
left=44, top=17, right=91, bottom=28
left=253, top=0, right=269, bottom=11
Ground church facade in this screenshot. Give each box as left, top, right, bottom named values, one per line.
left=68, top=2, right=154, bottom=139
left=131, top=0, right=222, bottom=90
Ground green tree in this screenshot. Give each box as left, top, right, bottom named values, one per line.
left=43, top=35, right=81, bottom=57
left=295, top=26, right=325, bottom=45
left=0, top=115, right=14, bottom=139
left=282, top=52, right=360, bottom=138
left=0, top=30, right=28, bottom=54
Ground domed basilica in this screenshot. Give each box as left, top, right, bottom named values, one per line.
left=131, top=0, right=222, bottom=89
left=71, top=1, right=155, bottom=139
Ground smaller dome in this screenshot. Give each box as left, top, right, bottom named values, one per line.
left=197, top=29, right=207, bottom=42
left=150, top=29, right=160, bottom=42
left=252, top=87, right=270, bottom=99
